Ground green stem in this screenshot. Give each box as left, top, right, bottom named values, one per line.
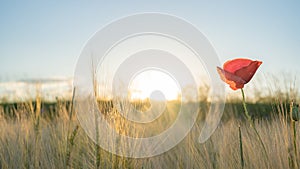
left=292, top=120, right=298, bottom=168
left=241, top=88, right=269, bottom=162
left=239, top=125, right=244, bottom=169
left=241, top=88, right=252, bottom=123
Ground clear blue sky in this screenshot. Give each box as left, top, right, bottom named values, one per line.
left=0, top=0, right=299, bottom=81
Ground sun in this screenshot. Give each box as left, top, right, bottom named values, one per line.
left=128, top=69, right=180, bottom=101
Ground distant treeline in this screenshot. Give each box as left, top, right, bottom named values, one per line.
left=0, top=100, right=289, bottom=122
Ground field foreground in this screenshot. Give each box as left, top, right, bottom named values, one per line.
left=0, top=100, right=299, bottom=169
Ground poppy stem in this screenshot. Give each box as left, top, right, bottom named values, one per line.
left=239, top=125, right=244, bottom=169
left=241, top=89, right=252, bottom=122
left=240, top=88, right=269, bottom=163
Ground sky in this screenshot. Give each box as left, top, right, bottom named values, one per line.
left=0, top=0, right=300, bottom=82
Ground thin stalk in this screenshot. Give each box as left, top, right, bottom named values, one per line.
left=290, top=100, right=299, bottom=168
left=65, top=88, right=78, bottom=169
left=292, top=121, right=298, bottom=168
left=33, top=84, right=41, bottom=169
left=92, top=58, right=101, bottom=169
left=290, top=101, right=298, bottom=169
left=241, top=88, right=269, bottom=162
left=95, top=109, right=101, bottom=169
left=239, top=125, right=244, bottom=169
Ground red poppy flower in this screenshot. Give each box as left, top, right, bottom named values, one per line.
left=217, top=58, right=262, bottom=90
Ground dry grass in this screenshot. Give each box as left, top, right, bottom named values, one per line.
left=0, top=97, right=299, bottom=169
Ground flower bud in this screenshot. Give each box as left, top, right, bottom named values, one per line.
left=292, top=105, right=300, bottom=121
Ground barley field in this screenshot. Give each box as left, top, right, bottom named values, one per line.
left=0, top=84, right=299, bottom=169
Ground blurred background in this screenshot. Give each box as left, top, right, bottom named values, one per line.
left=0, top=1, right=299, bottom=102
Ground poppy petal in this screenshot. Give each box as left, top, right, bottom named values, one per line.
left=223, top=58, right=252, bottom=73
left=217, top=58, right=262, bottom=90
left=228, top=81, right=245, bottom=90
left=217, top=67, right=246, bottom=90
left=234, top=61, right=262, bottom=83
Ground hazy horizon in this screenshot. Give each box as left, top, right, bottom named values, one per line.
left=1, top=1, right=300, bottom=80
left=1, top=1, right=300, bottom=103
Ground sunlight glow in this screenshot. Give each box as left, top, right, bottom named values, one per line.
left=128, top=69, right=180, bottom=101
